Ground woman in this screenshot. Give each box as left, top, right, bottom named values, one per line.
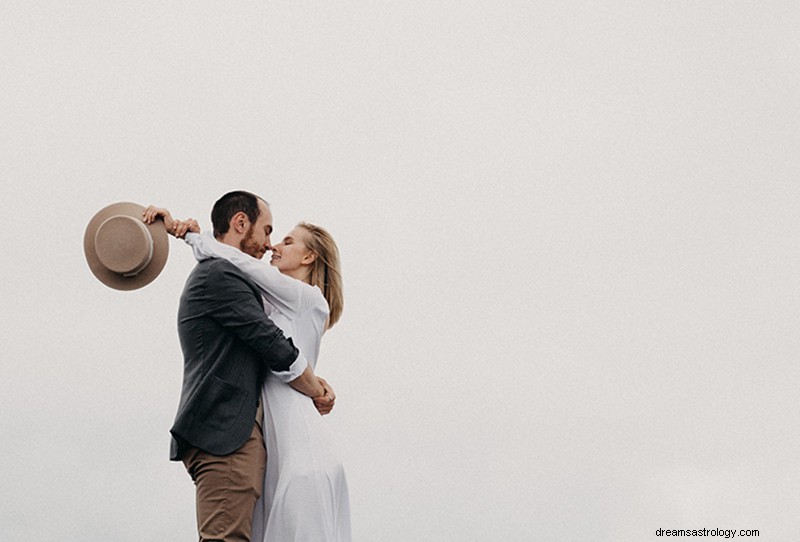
left=145, top=206, right=351, bottom=542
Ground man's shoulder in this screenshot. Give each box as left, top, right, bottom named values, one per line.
left=186, top=258, right=258, bottom=293
left=190, top=257, right=242, bottom=278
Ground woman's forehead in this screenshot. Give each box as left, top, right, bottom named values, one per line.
left=283, top=226, right=309, bottom=242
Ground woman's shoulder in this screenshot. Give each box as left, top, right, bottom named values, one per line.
left=287, top=283, right=329, bottom=327
left=298, top=283, right=329, bottom=313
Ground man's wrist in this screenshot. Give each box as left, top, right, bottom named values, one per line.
left=311, top=382, right=326, bottom=398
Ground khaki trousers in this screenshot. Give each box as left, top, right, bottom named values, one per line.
left=182, top=421, right=266, bottom=542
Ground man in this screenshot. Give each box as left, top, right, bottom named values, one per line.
left=160, top=191, right=334, bottom=542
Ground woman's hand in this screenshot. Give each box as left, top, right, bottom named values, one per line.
left=143, top=206, right=201, bottom=238
left=143, top=205, right=175, bottom=233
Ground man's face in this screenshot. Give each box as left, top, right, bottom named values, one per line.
left=240, top=200, right=273, bottom=259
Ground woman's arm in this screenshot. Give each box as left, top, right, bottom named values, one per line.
left=185, top=232, right=306, bottom=318
left=144, top=205, right=307, bottom=316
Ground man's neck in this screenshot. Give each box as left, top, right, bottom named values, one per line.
left=217, top=233, right=243, bottom=251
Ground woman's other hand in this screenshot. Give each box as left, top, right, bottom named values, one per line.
left=172, top=218, right=201, bottom=239
left=143, top=205, right=175, bottom=233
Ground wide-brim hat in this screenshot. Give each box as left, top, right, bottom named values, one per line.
left=84, top=202, right=169, bottom=291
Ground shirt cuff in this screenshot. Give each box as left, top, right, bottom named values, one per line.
left=271, top=352, right=309, bottom=383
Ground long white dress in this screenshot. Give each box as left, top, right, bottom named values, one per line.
left=186, top=232, right=351, bottom=542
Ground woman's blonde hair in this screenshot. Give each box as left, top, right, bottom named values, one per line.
left=298, top=222, right=343, bottom=329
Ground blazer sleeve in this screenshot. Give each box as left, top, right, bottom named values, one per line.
left=185, top=232, right=306, bottom=318
left=204, top=260, right=309, bottom=381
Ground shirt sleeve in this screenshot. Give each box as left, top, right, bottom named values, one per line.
left=204, top=260, right=309, bottom=378
left=185, top=232, right=306, bottom=318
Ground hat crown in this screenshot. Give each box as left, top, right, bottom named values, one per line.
left=94, top=215, right=154, bottom=276
left=84, top=201, right=169, bottom=291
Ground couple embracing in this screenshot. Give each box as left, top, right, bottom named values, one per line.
left=145, top=190, right=350, bottom=542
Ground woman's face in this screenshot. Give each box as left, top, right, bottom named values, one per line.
left=270, top=227, right=315, bottom=275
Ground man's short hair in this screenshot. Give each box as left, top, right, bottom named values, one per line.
left=211, top=191, right=265, bottom=238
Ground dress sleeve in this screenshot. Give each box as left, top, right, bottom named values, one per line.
left=185, top=232, right=305, bottom=318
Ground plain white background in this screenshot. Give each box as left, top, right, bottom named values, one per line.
left=1, top=2, right=799, bottom=540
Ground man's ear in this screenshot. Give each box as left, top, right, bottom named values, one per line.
left=231, top=211, right=249, bottom=234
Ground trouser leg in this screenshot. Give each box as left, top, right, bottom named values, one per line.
left=182, top=423, right=267, bottom=542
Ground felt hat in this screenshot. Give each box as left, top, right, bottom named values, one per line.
left=84, top=202, right=169, bottom=290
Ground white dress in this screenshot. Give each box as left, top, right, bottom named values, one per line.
left=186, top=232, right=351, bottom=542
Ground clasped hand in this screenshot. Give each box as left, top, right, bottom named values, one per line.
left=313, top=377, right=336, bottom=416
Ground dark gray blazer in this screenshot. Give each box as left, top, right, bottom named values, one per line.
left=169, top=258, right=300, bottom=460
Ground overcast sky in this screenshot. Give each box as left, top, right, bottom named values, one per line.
left=2, top=2, right=799, bottom=540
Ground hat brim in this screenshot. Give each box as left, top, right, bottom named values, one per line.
left=84, top=202, right=169, bottom=291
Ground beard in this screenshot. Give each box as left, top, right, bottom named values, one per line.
left=239, top=224, right=265, bottom=259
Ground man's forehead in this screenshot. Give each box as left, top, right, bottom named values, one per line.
left=258, top=204, right=274, bottom=235
left=258, top=201, right=273, bottom=222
